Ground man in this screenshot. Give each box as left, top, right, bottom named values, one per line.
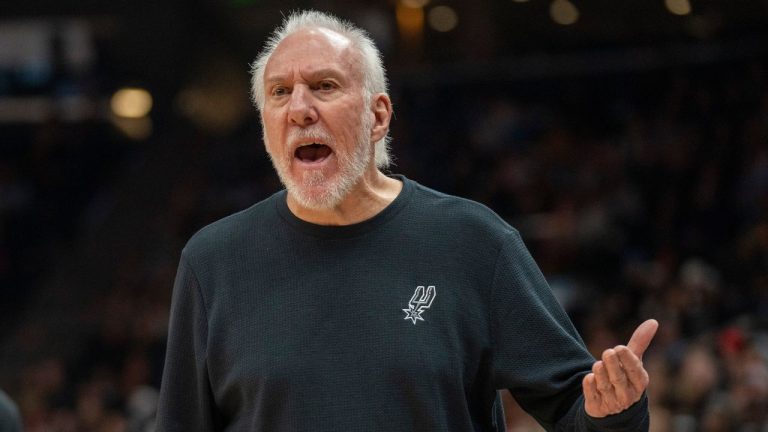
left=157, top=10, right=657, bottom=431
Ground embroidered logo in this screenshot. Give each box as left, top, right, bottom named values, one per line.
left=403, top=285, right=436, bottom=325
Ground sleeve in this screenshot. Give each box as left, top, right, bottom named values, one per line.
left=156, top=253, right=222, bottom=432
left=490, top=231, right=649, bottom=431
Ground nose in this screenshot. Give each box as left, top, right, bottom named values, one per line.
left=287, top=85, right=318, bottom=126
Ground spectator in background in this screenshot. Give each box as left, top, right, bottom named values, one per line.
left=0, top=389, right=23, bottom=432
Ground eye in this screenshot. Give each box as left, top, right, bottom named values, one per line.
left=271, top=86, right=289, bottom=97
left=317, top=80, right=337, bottom=91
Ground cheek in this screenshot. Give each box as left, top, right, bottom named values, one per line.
left=336, top=105, right=367, bottom=136
left=262, top=118, right=284, bottom=149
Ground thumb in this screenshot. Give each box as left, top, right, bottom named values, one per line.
left=626, top=319, right=659, bottom=359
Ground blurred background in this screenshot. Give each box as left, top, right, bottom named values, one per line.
left=1, top=0, right=767, bottom=431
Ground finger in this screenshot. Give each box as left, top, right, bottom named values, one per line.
left=603, top=347, right=635, bottom=408
left=626, top=319, right=659, bottom=359
left=582, top=373, right=604, bottom=417
left=593, top=361, right=611, bottom=392
left=593, top=361, right=620, bottom=413
left=583, top=373, right=599, bottom=400
left=616, top=345, right=649, bottom=394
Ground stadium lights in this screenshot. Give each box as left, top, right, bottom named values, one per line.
left=396, top=1, right=425, bottom=39
left=550, top=0, right=579, bottom=25
left=665, top=0, right=692, bottom=16
left=110, top=87, right=153, bottom=119
left=400, top=0, right=430, bottom=7
left=428, top=6, right=459, bottom=32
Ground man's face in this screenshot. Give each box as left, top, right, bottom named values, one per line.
left=261, top=28, right=374, bottom=210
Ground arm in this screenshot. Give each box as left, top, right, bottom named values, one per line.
left=491, top=231, right=653, bottom=431
left=553, top=321, right=656, bottom=432
left=156, top=254, right=221, bottom=432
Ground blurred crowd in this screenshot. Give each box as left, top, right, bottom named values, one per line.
left=1, top=51, right=767, bottom=431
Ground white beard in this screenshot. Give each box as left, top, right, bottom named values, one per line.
left=266, top=113, right=373, bottom=210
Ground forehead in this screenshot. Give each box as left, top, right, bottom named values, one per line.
left=265, top=28, right=360, bottom=79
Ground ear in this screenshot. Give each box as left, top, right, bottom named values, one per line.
left=369, top=93, right=393, bottom=143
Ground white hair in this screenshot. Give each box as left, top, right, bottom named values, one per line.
left=250, top=10, right=392, bottom=169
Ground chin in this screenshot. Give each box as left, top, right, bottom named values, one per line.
left=289, top=185, right=346, bottom=210
left=288, top=172, right=351, bottom=210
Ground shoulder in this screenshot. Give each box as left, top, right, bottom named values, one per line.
left=182, top=191, right=282, bottom=262
left=406, top=178, right=519, bottom=249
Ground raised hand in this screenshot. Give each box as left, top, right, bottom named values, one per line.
left=582, top=319, right=659, bottom=417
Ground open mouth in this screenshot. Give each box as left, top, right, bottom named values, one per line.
left=295, top=143, right=332, bottom=163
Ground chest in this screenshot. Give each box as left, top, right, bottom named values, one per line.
left=203, top=254, right=492, bottom=417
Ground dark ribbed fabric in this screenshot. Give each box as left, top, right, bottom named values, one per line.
left=157, top=175, right=648, bottom=432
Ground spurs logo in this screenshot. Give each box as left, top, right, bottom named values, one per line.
left=403, top=285, right=436, bottom=325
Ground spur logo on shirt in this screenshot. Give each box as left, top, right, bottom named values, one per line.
left=403, top=285, right=436, bottom=324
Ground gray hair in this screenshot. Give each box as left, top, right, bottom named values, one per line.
left=250, top=10, right=392, bottom=169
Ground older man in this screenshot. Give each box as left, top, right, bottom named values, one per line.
left=157, top=10, right=657, bottom=432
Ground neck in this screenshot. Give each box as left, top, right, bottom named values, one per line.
left=286, top=169, right=403, bottom=226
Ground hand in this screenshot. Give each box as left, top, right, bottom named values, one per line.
left=582, top=319, right=659, bottom=417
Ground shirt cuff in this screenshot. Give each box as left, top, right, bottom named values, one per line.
left=582, top=393, right=650, bottom=431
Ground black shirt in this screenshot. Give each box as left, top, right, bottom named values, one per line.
left=157, top=176, right=648, bottom=431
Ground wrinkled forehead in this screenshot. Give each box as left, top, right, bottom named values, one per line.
left=265, top=28, right=363, bottom=81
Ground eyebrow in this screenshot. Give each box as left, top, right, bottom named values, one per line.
left=265, top=67, right=347, bottom=85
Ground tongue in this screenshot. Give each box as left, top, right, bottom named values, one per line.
left=297, top=144, right=331, bottom=162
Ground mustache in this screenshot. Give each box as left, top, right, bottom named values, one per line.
left=288, top=127, right=335, bottom=148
